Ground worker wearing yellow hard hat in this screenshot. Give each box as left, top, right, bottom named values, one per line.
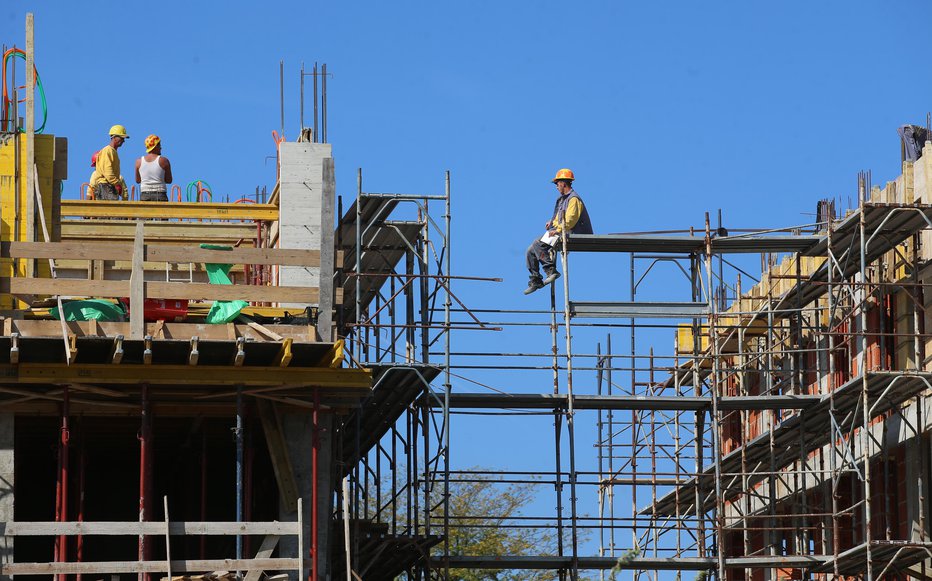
left=135, top=134, right=174, bottom=202
left=524, top=168, right=593, bottom=295
left=89, top=124, right=130, bottom=200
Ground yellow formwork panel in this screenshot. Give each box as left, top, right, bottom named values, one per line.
left=0, top=134, right=57, bottom=308
left=676, top=324, right=709, bottom=355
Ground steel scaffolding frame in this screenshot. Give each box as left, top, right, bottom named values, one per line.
left=340, top=163, right=932, bottom=581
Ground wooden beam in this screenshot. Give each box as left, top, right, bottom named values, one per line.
left=11, top=278, right=128, bottom=298
left=244, top=535, right=282, bottom=581
left=256, top=400, right=299, bottom=513
left=0, top=363, right=373, bottom=388
left=61, top=220, right=257, bottom=244
left=10, top=278, right=335, bottom=306
left=145, top=282, right=323, bottom=304
left=24, top=13, right=35, bottom=279
left=147, top=246, right=322, bottom=267
left=9, top=241, right=133, bottom=260
left=2, top=519, right=300, bottom=536
left=11, top=242, right=323, bottom=267
left=61, top=200, right=279, bottom=221
left=1, top=558, right=299, bottom=576
left=5, top=320, right=318, bottom=342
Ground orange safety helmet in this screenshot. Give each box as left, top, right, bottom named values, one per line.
left=145, top=134, right=161, bottom=153
left=552, top=168, right=575, bottom=183
left=90, top=151, right=99, bottom=167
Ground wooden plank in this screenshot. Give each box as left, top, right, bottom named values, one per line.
left=0, top=363, right=373, bottom=388
left=25, top=13, right=35, bottom=280
left=8, top=241, right=133, bottom=260
left=148, top=246, right=322, bottom=267
left=244, top=535, right=281, bottom=581
left=6, top=320, right=318, bottom=342
left=11, top=278, right=129, bottom=298
left=256, top=400, right=299, bottom=512
left=61, top=221, right=257, bottom=243
left=60, top=200, right=279, bottom=221
left=130, top=221, right=145, bottom=339
left=12, top=244, right=323, bottom=268
left=1, top=521, right=301, bottom=536
left=1, top=558, right=300, bottom=575
left=146, top=282, right=320, bottom=304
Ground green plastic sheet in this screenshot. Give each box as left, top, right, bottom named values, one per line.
left=201, top=244, right=249, bottom=324
left=50, top=299, right=125, bottom=322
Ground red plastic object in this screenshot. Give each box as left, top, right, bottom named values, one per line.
left=123, top=298, right=189, bottom=322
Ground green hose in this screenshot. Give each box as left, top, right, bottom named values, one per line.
left=2, top=51, right=48, bottom=133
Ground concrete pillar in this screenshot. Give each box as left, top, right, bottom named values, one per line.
left=0, top=414, right=13, bottom=570
left=278, top=143, right=335, bottom=341
left=280, top=412, right=334, bottom=581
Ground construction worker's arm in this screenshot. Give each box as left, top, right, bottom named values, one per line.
left=119, top=176, right=129, bottom=200
left=135, top=158, right=142, bottom=184
left=96, top=147, right=122, bottom=187
left=553, top=198, right=582, bottom=233
left=160, top=156, right=173, bottom=184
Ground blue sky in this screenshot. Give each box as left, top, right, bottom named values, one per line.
left=6, top=0, right=932, bottom=560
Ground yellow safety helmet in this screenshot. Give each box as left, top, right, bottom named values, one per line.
left=109, top=124, right=130, bottom=138
left=145, top=134, right=161, bottom=152
left=552, top=168, right=575, bottom=183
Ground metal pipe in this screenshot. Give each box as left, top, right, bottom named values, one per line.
left=312, top=389, right=320, bottom=581
left=858, top=178, right=875, bottom=581
left=235, top=385, right=244, bottom=564
left=322, top=63, right=327, bottom=142
left=313, top=62, right=318, bottom=143
left=76, top=419, right=86, bottom=581
left=559, top=228, right=579, bottom=580
left=443, top=170, right=452, bottom=581
left=279, top=60, right=285, bottom=139
left=139, top=383, right=151, bottom=581
left=200, top=429, right=207, bottom=559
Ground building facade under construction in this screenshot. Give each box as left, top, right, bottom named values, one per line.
left=5, top=12, right=932, bottom=581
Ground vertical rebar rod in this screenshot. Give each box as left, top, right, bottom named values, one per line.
left=300, top=61, right=305, bottom=130
left=322, top=63, right=328, bottom=142
left=313, top=63, right=319, bottom=142
left=279, top=60, right=285, bottom=139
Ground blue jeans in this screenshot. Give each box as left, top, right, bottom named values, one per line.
left=526, top=239, right=556, bottom=280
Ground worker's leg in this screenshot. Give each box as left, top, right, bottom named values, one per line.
left=526, top=240, right=552, bottom=279
left=94, top=184, right=120, bottom=201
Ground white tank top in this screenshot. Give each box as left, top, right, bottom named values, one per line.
left=139, top=156, right=166, bottom=190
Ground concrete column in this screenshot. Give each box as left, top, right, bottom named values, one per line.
left=278, top=143, right=335, bottom=340
left=280, top=412, right=334, bottom=581
left=0, top=414, right=13, bottom=570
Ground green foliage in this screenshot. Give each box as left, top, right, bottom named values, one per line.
left=439, top=474, right=556, bottom=581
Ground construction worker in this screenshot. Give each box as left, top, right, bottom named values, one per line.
left=135, top=134, right=173, bottom=201
left=91, top=124, right=130, bottom=200
left=524, top=168, right=593, bottom=295
left=87, top=151, right=99, bottom=199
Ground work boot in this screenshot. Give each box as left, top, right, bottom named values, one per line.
left=523, top=277, right=545, bottom=295
left=543, top=269, right=561, bottom=285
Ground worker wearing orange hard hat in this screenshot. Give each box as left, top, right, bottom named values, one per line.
left=135, top=134, right=173, bottom=202
left=90, top=124, right=130, bottom=200
left=524, top=168, right=593, bottom=295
